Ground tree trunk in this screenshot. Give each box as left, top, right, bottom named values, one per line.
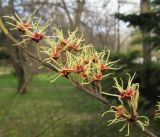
left=142, top=33, right=151, bottom=64
left=17, top=64, right=26, bottom=94
left=8, top=0, right=27, bottom=94
left=140, top=0, right=152, bottom=103
left=140, top=0, right=151, bottom=64
left=13, top=47, right=27, bottom=94
left=74, top=0, right=85, bottom=29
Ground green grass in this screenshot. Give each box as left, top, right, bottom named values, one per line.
left=0, top=73, right=106, bottom=137
left=0, top=73, right=159, bottom=137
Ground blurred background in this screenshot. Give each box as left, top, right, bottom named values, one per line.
left=0, top=0, right=160, bottom=137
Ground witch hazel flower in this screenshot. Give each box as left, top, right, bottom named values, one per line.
left=102, top=105, right=131, bottom=136
left=59, top=67, right=75, bottom=77
left=67, top=29, right=84, bottom=51
left=48, top=51, right=79, bottom=82
left=24, top=18, right=50, bottom=43
left=102, top=74, right=149, bottom=135
left=102, top=73, right=138, bottom=100
left=56, top=39, right=68, bottom=51
left=6, top=13, right=50, bottom=45
left=102, top=74, right=142, bottom=117
left=102, top=103, right=149, bottom=136
left=98, top=50, right=120, bottom=72
left=86, top=50, right=114, bottom=82
left=49, top=66, right=75, bottom=83
left=86, top=64, right=112, bottom=84
left=67, top=48, right=114, bottom=84
left=16, top=22, right=30, bottom=31
left=120, top=88, right=135, bottom=98
left=80, top=46, right=94, bottom=64
left=102, top=105, right=129, bottom=120
left=74, top=63, right=86, bottom=73
left=54, top=29, right=69, bottom=51
left=101, top=64, right=107, bottom=71
left=51, top=29, right=83, bottom=53
left=51, top=48, right=60, bottom=60
left=46, top=39, right=68, bottom=61
left=102, top=73, right=139, bottom=115
left=40, top=39, right=59, bottom=60
left=31, top=31, right=44, bottom=42
left=4, top=12, right=34, bottom=32
left=40, top=30, right=116, bottom=85
left=93, top=73, right=103, bottom=81
left=102, top=105, right=148, bottom=136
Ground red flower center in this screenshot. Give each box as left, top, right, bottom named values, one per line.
left=69, top=43, right=79, bottom=51
left=75, top=64, right=86, bottom=73
left=116, top=106, right=125, bottom=116
left=60, top=68, right=73, bottom=77
left=120, top=88, right=135, bottom=98
left=101, top=64, right=107, bottom=71
left=93, top=73, right=102, bottom=81
left=126, top=88, right=135, bottom=96
left=120, top=91, right=126, bottom=98
left=32, top=32, right=44, bottom=42
left=51, top=50, right=60, bottom=59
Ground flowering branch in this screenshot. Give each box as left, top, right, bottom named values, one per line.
left=0, top=12, right=158, bottom=137
left=102, top=74, right=150, bottom=136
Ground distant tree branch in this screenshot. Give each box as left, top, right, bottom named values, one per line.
left=61, top=0, right=74, bottom=28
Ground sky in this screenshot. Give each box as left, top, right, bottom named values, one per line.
left=108, top=0, right=140, bottom=14
left=86, top=0, right=140, bottom=34
left=87, top=0, right=140, bottom=13
left=2, top=0, right=141, bottom=35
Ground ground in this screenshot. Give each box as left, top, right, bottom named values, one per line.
left=0, top=72, right=159, bottom=137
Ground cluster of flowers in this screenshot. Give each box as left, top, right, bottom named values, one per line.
left=4, top=11, right=49, bottom=44
left=5, top=12, right=118, bottom=85
left=42, top=29, right=118, bottom=84
left=102, top=74, right=149, bottom=136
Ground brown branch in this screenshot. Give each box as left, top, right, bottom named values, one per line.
left=25, top=50, right=58, bottom=72
left=69, top=79, right=111, bottom=106
left=0, top=18, right=18, bottom=44
left=16, top=2, right=62, bottom=8
left=0, top=17, right=158, bottom=137
left=132, top=121, right=157, bottom=137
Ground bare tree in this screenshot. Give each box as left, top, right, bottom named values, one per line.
left=0, top=0, right=29, bottom=94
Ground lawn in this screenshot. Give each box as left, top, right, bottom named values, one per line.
left=0, top=73, right=159, bottom=137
